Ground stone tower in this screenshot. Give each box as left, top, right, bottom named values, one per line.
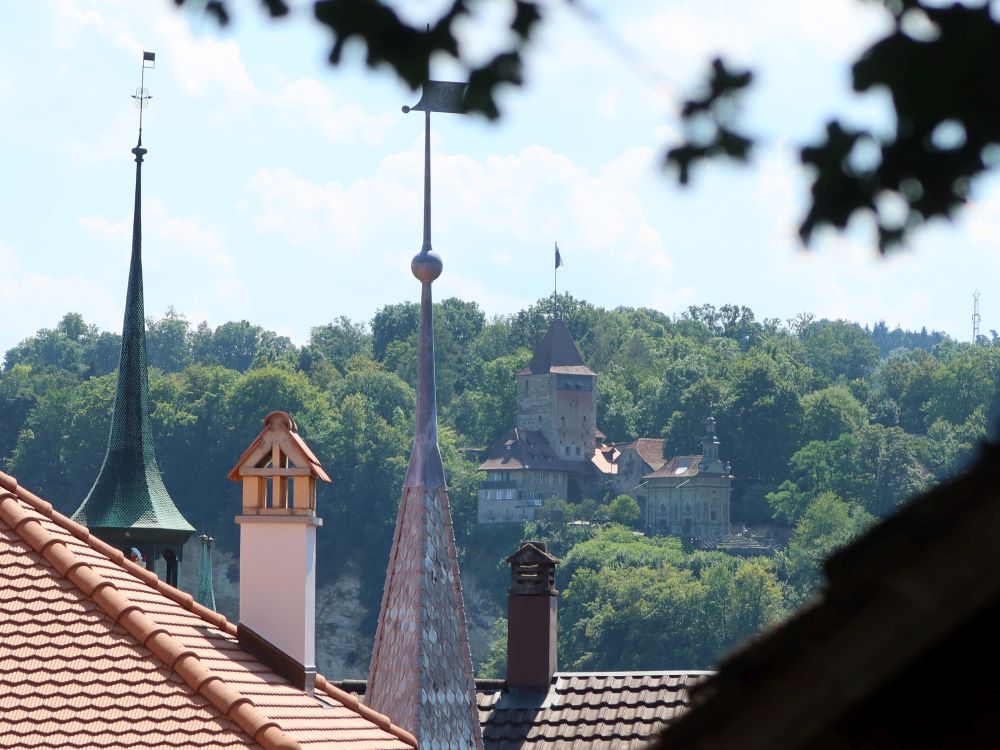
left=515, top=319, right=598, bottom=461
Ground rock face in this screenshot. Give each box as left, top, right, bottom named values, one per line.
left=462, top=574, right=502, bottom=667
left=315, top=572, right=372, bottom=678
left=180, top=543, right=501, bottom=680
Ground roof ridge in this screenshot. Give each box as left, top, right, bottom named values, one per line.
left=0, top=469, right=415, bottom=749
left=314, top=675, right=417, bottom=747
left=0, top=482, right=299, bottom=750
left=0, top=471, right=233, bottom=634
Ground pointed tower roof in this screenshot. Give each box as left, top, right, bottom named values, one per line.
left=366, top=84, right=482, bottom=749
left=517, top=318, right=596, bottom=376
left=73, top=58, right=193, bottom=552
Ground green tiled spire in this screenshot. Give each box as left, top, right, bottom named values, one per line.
left=72, top=134, right=193, bottom=555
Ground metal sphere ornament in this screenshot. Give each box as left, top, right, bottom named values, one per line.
left=411, top=250, right=443, bottom=283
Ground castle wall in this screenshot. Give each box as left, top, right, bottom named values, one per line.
left=516, top=374, right=556, bottom=446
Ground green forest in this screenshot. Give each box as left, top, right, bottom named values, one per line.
left=3, top=295, right=998, bottom=676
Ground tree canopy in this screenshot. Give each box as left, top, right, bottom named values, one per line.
left=2, top=296, right=993, bottom=674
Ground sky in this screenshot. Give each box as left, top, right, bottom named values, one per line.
left=1, top=0, right=998, bottom=357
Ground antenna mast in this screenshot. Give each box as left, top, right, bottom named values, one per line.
left=973, top=291, right=981, bottom=344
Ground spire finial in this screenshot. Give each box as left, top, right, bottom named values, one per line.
left=131, top=51, right=155, bottom=157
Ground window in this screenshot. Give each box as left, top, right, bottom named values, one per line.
left=565, top=446, right=570, bottom=456
left=576, top=446, right=581, bottom=456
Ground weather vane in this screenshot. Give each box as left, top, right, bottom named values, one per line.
left=131, top=51, right=156, bottom=144
left=403, top=80, right=468, bottom=262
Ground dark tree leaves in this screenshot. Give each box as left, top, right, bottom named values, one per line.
left=664, top=58, right=754, bottom=185
left=801, top=2, right=1000, bottom=250
left=175, top=0, right=543, bottom=120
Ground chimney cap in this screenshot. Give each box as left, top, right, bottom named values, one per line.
left=228, top=410, right=331, bottom=484
left=506, top=541, right=560, bottom=566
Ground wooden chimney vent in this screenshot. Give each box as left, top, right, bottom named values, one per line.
left=228, top=411, right=331, bottom=515
left=507, top=541, right=559, bottom=595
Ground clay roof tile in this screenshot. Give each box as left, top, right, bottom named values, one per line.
left=0, top=469, right=413, bottom=750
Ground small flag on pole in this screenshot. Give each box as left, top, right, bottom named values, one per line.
left=555, top=242, right=563, bottom=269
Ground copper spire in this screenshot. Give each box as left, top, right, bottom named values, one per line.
left=366, top=82, right=483, bottom=749
left=72, top=52, right=193, bottom=574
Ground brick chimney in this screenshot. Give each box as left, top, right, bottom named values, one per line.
left=228, top=411, right=331, bottom=692
left=506, top=541, right=560, bottom=691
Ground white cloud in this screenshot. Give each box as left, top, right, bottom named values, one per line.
left=78, top=198, right=246, bottom=320
left=49, top=0, right=142, bottom=52
left=0, top=238, right=119, bottom=350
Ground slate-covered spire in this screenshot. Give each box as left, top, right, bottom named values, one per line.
left=72, top=52, right=193, bottom=571
left=366, top=82, right=483, bottom=749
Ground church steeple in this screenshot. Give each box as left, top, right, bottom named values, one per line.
left=72, top=52, right=193, bottom=581
left=366, top=82, right=482, bottom=749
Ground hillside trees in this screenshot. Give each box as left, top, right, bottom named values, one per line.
left=2, top=298, right=996, bottom=672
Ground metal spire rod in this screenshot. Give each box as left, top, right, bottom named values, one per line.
left=131, top=51, right=155, bottom=146
left=423, top=108, right=432, bottom=253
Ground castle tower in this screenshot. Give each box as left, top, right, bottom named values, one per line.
left=365, top=82, right=483, bottom=749
left=515, top=319, right=597, bottom=461
left=72, top=52, right=193, bottom=581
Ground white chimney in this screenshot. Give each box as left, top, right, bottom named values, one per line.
left=228, top=411, right=331, bottom=691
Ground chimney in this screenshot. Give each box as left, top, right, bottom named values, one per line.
left=228, top=411, right=331, bottom=692
left=506, top=541, right=560, bottom=691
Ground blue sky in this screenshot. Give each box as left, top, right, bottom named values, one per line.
left=1, top=0, right=998, bottom=356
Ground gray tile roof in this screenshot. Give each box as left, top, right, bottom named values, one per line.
left=517, top=320, right=596, bottom=377
left=477, top=671, right=709, bottom=750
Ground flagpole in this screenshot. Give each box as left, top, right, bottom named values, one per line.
left=553, top=241, right=561, bottom=319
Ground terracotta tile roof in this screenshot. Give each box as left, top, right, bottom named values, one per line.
left=644, top=455, right=702, bottom=480
left=589, top=446, right=619, bottom=476
left=617, top=439, right=666, bottom=472
left=0, top=470, right=414, bottom=750
left=478, top=429, right=586, bottom=474
left=477, top=671, right=709, bottom=750
left=651, top=445, right=1000, bottom=750
left=517, top=320, right=596, bottom=377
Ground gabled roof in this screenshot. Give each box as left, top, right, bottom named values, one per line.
left=517, top=319, right=596, bottom=377
left=652, top=445, right=1000, bottom=750
left=617, top=438, right=667, bottom=472
left=590, top=444, right=619, bottom=476
left=505, top=541, right=560, bottom=567
left=478, top=672, right=709, bottom=750
left=478, top=429, right=586, bottom=474
left=644, top=455, right=702, bottom=480
left=228, top=411, right=330, bottom=483
left=0, top=470, right=413, bottom=750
